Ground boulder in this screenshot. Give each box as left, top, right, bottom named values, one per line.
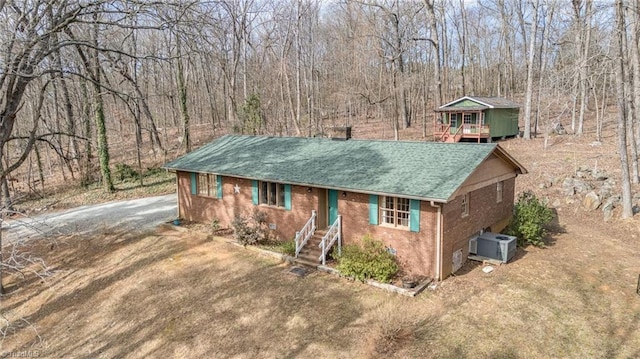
left=599, top=181, right=616, bottom=199
left=602, top=195, right=620, bottom=222
left=573, top=178, right=592, bottom=194
left=575, top=170, right=589, bottom=179
left=582, top=191, right=601, bottom=211
left=563, top=177, right=592, bottom=195
left=602, top=195, right=621, bottom=209
left=603, top=204, right=615, bottom=222
left=592, top=169, right=608, bottom=181
left=562, top=178, right=576, bottom=196
left=552, top=121, right=566, bottom=135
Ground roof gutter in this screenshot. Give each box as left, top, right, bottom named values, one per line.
left=430, top=200, right=442, bottom=281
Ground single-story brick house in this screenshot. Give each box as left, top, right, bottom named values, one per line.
left=163, top=135, right=527, bottom=280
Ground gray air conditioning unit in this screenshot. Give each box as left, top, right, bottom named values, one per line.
left=468, top=232, right=517, bottom=263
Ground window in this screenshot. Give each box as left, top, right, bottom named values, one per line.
left=259, top=181, right=285, bottom=208
left=461, top=194, right=469, bottom=217
left=197, top=173, right=218, bottom=197
left=450, top=113, right=458, bottom=128
left=380, top=196, right=410, bottom=228
left=496, top=181, right=504, bottom=203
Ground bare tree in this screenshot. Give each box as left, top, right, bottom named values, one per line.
left=523, top=0, right=540, bottom=140
left=628, top=1, right=640, bottom=183
left=614, top=0, right=634, bottom=219
left=575, top=0, right=592, bottom=136
left=423, top=0, right=443, bottom=105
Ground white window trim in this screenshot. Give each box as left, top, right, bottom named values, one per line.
left=379, top=196, right=410, bottom=229
left=496, top=181, right=504, bottom=203
left=461, top=193, right=469, bottom=217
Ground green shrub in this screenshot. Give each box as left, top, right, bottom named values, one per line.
left=114, top=163, right=140, bottom=182
left=231, top=209, right=270, bottom=246
left=335, top=234, right=399, bottom=283
left=505, top=191, right=554, bottom=247
left=211, top=218, right=221, bottom=231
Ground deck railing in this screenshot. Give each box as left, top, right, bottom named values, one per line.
left=434, top=123, right=490, bottom=142
left=319, top=215, right=341, bottom=266
left=462, top=124, right=490, bottom=134
left=295, top=210, right=316, bottom=257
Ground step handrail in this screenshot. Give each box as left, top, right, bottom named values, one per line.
left=318, top=215, right=341, bottom=265
left=295, top=210, right=316, bottom=257
left=451, top=124, right=464, bottom=142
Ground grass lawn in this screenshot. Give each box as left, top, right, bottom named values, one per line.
left=3, top=133, right=640, bottom=358
left=2, top=214, right=639, bottom=358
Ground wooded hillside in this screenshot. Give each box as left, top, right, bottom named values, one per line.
left=0, top=0, right=638, bottom=217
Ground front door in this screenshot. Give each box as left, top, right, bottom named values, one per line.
left=328, top=189, right=339, bottom=225
left=317, top=189, right=328, bottom=229
left=449, top=113, right=458, bottom=133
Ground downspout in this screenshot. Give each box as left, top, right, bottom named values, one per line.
left=175, top=172, right=180, bottom=220
left=430, top=201, right=442, bottom=281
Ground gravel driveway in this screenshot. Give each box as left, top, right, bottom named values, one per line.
left=2, top=194, right=177, bottom=242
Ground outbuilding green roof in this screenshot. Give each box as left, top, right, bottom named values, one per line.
left=163, top=135, right=525, bottom=202
left=438, top=96, right=520, bottom=111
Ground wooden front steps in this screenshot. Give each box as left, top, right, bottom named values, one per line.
left=441, top=133, right=462, bottom=143
left=295, top=230, right=327, bottom=268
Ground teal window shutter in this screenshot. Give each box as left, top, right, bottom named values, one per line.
left=252, top=180, right=259, bottom=205
left=369, top=195, right=378, bottom=225
left=216, top=175, right=222, bottom=199
left=190, top=173, right=197, bottom=195
left=409, top=199, right=420, bottom=232
left=284, top=184, right=292, bottom=210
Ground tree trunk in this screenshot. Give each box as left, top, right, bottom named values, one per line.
left=296, top=0, right=303, bottom=135
left=424, top=1, right=443, bottom=105
left=92, top=16, right=114, bottom=193
left=629, top=1, right=640, bottom=183
left=176, top=32, right=191, bottom=153
left=614, top=0, right=634, bottom=219
left=80, top=78, right=93, bottom=187
left=522, top=0, right=539, bottom=140
left=577, top=0, right=592, bottom=136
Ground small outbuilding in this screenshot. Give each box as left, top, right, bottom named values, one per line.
left=163, top=135, right=527, bottom=280
left=434, top=96, right=520, bottom=142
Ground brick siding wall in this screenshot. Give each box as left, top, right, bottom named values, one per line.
left=440, top=177, right=516, bottom=276
left=176, top=171, right=517, bottom=280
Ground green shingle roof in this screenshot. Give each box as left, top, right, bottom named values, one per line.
left=163, top=135, right=523, bottom=202
left=438, top=96, right=520, bottom=111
